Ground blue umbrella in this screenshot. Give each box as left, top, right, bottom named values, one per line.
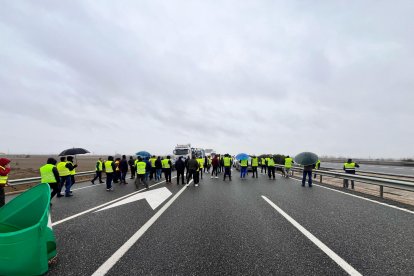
left=136, top=151, right=151, bottom=158
left=236, top=153, right=249, bottom=161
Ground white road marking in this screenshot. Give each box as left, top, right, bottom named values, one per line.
left=262, top=196, right=362, bottom=276
left=91, top=180, right=192, bottom=276
left=72, top=183, right=105, bottom=191
left=52, top=177, right=176, bottom=226
left=290, top=178, right=414, bottom=215
left=95, top=187, right=172, bottom=212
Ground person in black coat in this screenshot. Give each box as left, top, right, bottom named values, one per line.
left=175, top=157, right=185, bottom=185
left=119, top=155, right=129, bottom=184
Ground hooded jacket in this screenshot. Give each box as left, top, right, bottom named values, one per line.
left=0, top=158, right=11, bottom=176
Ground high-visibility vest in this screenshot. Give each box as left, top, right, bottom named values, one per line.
left=68, top=161, right=76, bottom=175
left=285, top=157, right=293, bottom=168
left=105, top=161, right=114, bottom=173
left=0, top=165, right=8, bottom=185
left=197, top=158, right=204, bottom=169
left=261, top=158, right=266, bottom=165
left=344, top=162, right=356, bottom=172
left=315, top=160, right=321, bottom=169
left=136, top=161, right=146, bottom=175
left=150, top=158, right=157, bottom=168
left=240, top=159, right=248, bottom=167
left=134, top=159, right=138, bottom=167
left=162, top=159, right=170, bottom=169
left=115, top=160, right=120, bottom=171
left=57, top=161, right=70, bottom=176
left=223, top=157, right=231, bottom=167
left=40, top=164, right=57, bottom=183
left=208, top=157, right=212, bottom=165
left=267, top=158, right=275, bottom=167
left=252, top=157, right=258, bottom=167
left=97, top=160, right=103, bottom=171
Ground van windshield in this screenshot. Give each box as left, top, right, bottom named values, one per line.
left=175, top=149, right=189, bottom=155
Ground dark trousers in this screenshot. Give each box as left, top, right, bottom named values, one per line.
left=177, top=170, right=185, bottom=184
left=343, top=171, right=355, bottom=189
left=59, top=175, right=72, bottom=195
left=187, top=169, right=197, bottom=184
left=268, top=167, right=275, bottom=179
left=211, top=166, right=218, bottom=176
left=71, top=175, right=76, bottom=185
left=106, top=173, right=113, bottom=189
left=0, top=185, right=5, bottom=207
left=49, top=182, right=59, bottom=200
left=130, top=166, right=135, bottom=179
left=261, top=165, right=267, bottom=173
left=113, top=171, right=120, bottom=183
left=121, top=170, right=128, bottom=183
left=302, top=171, right=312, bottom=187
left=252, top=166, right=258, bottom=178
left=199, top=169, right=203, bottom=179
left=136, top=174, right=147, bottom=188
left=164, top=168, right=172, bottom=183
left=92, top=171, right=103, bottom=183
left=223, top=167, right=231, bottom=181
left=150, top=167, right=155, bottom=180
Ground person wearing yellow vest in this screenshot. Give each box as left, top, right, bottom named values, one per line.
left=260, top=157, right=267, bottom=174
left=57, top=156, right=76, bottom=197
left=134, top=156, right=148, bottom=189
left=284, top=156, right=294, bottom=178
left=223, top=154, right=232, bottom=181
left=104, top=156, right=116, bottom=191
left=162, top=156, right=172, bottom=183
left=66, top=156, right=77, bottom=187
left=197, top=157, right=204, bottom=180
left=266, top=156, right=276, bottom=180
left=113, top=158, right=121, bottom=183
left=40, top=158, right=61, bottom=202
left=149, top=156, right=157, bottom=181
left=0, top=158, right=11, bottom=207
left=313, top=159, right=321, bottom=179
left=343, top=159, right=359, bottom=189
left=91, top=158, right=104, bottom=184
left=240, top=158, right=248, bottom=179
left=251, top=155, right=259, bottom=178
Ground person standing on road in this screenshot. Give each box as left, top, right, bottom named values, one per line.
left=240, top=158, right=248, bottom=179
left=57, top=157, right=72, bottom=197
left=91, top=158, right=104, bottom=184
left=135, top=157, right=148, bottom=189
left=251, top=155, right=259, bottom=178
left=104, top=156, right=116, bottom=191
left=302, top=164, right=314, bottom=187
left=113, top=158, right=121, bottom=183
left=343, top=159, right=359, bottom=189
left=155, top=156, right=162, bottom=181
left=162, top=156, right=172, bottom=183
left=187, top=156, right=200, bottom=186
left=175, top=156, right=185, bottom=185
left=261, top=157, right=267, bottom=174
left=40, top=158, right=61, bottom=202
left=313, top=159, right=321, bottom=179
left=0, top=158, right=11, bottom=207
left=284, top=156, right=294, bottom=178
left=144, top=158, right=151, bottom=182
left=119, top=155, right=129, bottom=184
left=67, top=156, right=77, bottom=188
left=211, top=155, right=219, bottom=179
left=149, top=156, right=157, bottom=181
left=223, top=154, right=232, bottom=181
left=220, top=155, right=225, bottom=174
left=128, top=156, right=135, bottom=179
left=267, top=156, right=276, bottom=180
left=197, top=156, right=204, bottom=180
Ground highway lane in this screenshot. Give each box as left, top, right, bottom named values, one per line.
left=33, top=169, right=414, bottom=275
left=322, top=162, right=414, bottom=176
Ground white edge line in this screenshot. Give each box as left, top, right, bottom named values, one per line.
left=289, top=178, right=414, bottom=215
left=262, top=195, right=362, bottom=276
left=91, top=179, right=193, bottom=276
left=52, top=177, right=176, bottom=226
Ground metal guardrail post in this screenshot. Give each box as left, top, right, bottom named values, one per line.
left=380, top=186, right=384, bottom=198
left=320, top=175, right=322, bottom=183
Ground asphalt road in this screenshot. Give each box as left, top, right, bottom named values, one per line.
left=322, top=162, right=414, bottom=176
left=6, top=170, right=414, bottom=275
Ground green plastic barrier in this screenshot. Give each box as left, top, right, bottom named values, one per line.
left=0, top=184, right=57, bottom=276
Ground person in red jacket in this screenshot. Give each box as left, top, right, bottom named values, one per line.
left=211, top=155, right=219, bottom=179
left=0, top=158, right=11, bottom=207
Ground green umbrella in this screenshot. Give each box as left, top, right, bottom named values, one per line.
left=294, top=152, right=319, bottom=166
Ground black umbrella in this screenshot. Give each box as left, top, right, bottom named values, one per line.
left=59, top=148, right=90, bottom=156
left=294, top=152, right=319, bottom=166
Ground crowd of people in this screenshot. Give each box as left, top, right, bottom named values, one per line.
left=0, top=155, right=362, bottom=207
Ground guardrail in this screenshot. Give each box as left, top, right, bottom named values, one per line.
left=322, top=166, right=414, bottom=180
left=276, top=165, right=414, bottom=198
left=8, top=171, right=96, bottom=186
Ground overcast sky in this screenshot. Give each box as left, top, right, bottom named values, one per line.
left=1, top=1, right=413, bottom=158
